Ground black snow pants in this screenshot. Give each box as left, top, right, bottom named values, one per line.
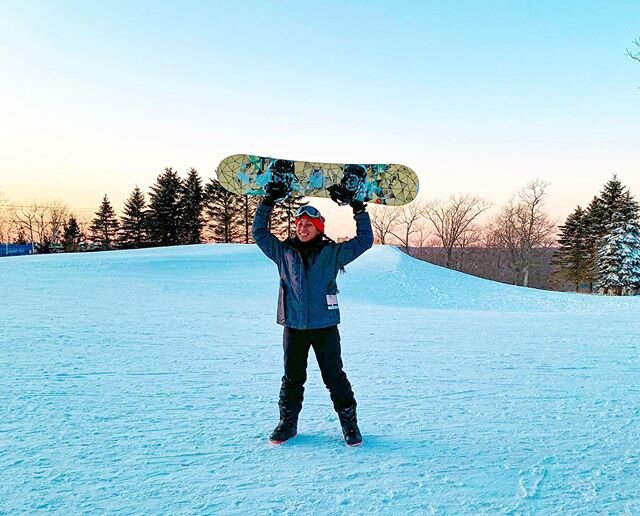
left=279, top=325, right=356, bottom=415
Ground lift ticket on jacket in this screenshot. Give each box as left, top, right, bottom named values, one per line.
left=326, top=295, right=339, bottom=310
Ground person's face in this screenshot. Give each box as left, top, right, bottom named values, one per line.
left=296, top=218, right=320, bottom=242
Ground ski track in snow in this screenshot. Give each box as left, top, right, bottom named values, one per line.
left=1, top=244, right=639, bottom=514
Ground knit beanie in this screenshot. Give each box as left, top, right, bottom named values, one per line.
left=295, top=214, right=325, bottom=234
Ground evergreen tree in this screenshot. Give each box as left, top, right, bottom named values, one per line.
left=119, top=186, right=149, bottom=249
left=583, top=176, right=635, bottom=291
left=236, top=194, right=260, bottom=243
left=204, top=179, right=242, bottom=243
left=148, top=168, right=183, bottom=246
left=62, top=214, right=83, bottom=252
left=590, top=177, right=640, bottom=295
left=90, top=195, right=119, bottom=250
left=619, top=191, right=640, bottom=221
left=273, top=197, right=309, bottom=239
left=582, top=196, right=605, bottom=291
left=596, top=211, right=640, bottom=295
left=180, top=168, right=205, bottom=244
left=15, top=227, right=27, bottom=245
left=599, top=174, right=628, bottom=219
left=553, top=206, right=589, bottom=290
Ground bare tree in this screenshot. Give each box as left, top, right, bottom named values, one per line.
left=424, top=194, right=491, bottom=268
left=389, top=201, right=427, bottom=253
left=412, top=221, right=430, bottom=249
left=12, top=203, right=39, bottom=252
left=456, top=224, right=483, bottom=270
left=48, top=201, right=69, bottom=250
left=369, top=205, right=401, bottom=245
left=489, top=180, right=557, bottom=287
left=478, top=225, right=508, bottom=280
left=75, top=214, right=93, bottom=249
left=11, top=201, right=69, bottom=253
left=626, top=37, right=640, bottom=63
left=0, top=193, right=11, bottom=244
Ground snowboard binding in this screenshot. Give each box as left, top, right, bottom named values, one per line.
left=265, top=159, right=297, bottom=202
left=328, top=164, right=368, bottom=205
left=218, top=154, right=418, bottom=206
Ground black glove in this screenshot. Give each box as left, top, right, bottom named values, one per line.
left=264, top=182, right=289, bottom=204
left=350, top=199, right=367, bottom=215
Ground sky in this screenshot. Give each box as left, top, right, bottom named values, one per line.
left=1, top=0, right=639, bottom=238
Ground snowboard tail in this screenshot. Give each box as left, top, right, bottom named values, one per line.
left=216, top=154, right=419, bottom=206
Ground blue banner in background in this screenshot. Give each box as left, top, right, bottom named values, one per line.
left=0, top=244, right=34, bottom=257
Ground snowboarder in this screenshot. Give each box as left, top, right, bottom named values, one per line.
left=252, top=166, right=374, bottom=446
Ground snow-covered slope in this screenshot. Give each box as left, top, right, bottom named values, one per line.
left=1, top=244, right=639, bottom=513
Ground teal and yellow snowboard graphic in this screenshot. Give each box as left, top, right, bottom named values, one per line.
left=216, top=154, right=419, bottom=206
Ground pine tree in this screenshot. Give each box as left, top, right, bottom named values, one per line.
left=582, top=196, right=603, bottom=291
left=599, top=174, right=627, bottom=219
left=553, top=206, right=589, bottom=290
left=584, top=176, right=634, bottom=291
left=180, top=168, right=205, bottom=244
left=236, top=195, right=260, bottom=243
left=148, top=168, right=183, bottom=246
left=62, top=214, right=83, bottom=252
left=15, top=227, right=27, bottom=245
left=90, top=195, right=119, bottom=250
left=273, top=197, right=309, bottom=239
left=619, top=191, right=640, bottom=221
left=592, top=178, right=640, bottom=295
left=119, top=186, right=149, bottom=249
left=204, top=179, right=242, bottom=243
left=596, top=211, right=640, bottom=295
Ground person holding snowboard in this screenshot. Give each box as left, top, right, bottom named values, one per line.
left=252, top=161, right=374, bottom=446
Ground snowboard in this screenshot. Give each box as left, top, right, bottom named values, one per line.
left=216, top=154, right=419, bottom=206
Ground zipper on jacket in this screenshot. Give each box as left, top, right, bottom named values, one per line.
left=285, top=241, right=321, bottom=329
left=303, top=258, right=311, bottom=326
left=294, top=248, right=311, bottom=327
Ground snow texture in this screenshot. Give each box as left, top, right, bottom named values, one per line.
left=1, top=244, right=639, bottom=514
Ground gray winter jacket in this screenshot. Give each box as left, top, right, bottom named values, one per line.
left=252, top=202, right=374, bottom=329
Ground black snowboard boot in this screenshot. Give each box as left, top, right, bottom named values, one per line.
left=338, top=405, right=362, bottom=447
left=269, top=410, right=298, bottom=444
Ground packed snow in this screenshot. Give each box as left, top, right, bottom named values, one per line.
left=1, top=244, right=639, bottom=513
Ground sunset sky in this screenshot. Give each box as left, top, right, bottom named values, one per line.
left=1, top=1, right=639, bottom=238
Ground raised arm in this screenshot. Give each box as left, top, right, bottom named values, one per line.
left=336, top=210, right=374, bottom=267
left=252, top=200, right=284, bottom=263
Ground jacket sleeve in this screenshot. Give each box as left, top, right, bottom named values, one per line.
left=336, top=211, right=374, bottom=267
left=252, top=201, right=283, bottom=263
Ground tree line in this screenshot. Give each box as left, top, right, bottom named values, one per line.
left=0, top=168, right=307, bottom=252
left=2, top=171, right=638, bottom=295
left=368, top=179, right=556, bottom=288
left=368, top=176, right=639, bottom=295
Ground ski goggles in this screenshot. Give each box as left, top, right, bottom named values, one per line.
left=295, top=205, right=325, bottom=222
